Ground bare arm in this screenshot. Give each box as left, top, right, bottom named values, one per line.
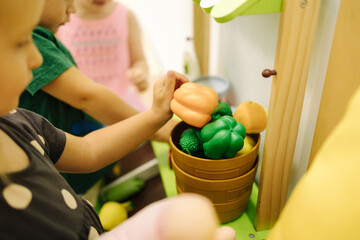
left=57, top=110, right=166, bottom=172
left=55, top=71, right=188, bottom=173
left=42, top=66, right=138, bottom=125
left=126, top=9, right=149, bottom=92
left=42, top=65, right=181, bottom=142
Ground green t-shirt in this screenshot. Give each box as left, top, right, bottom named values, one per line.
left=19, top=26, right=103, bottom=136
left=19, top=26, right=112, bottom=194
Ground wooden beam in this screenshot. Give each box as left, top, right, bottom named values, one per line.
left=255, top=0, right=322, bottom=231
left=193, top=3, right=210, bottom=75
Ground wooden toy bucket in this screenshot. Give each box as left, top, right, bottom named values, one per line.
left=169, top=121, right=260, bottom=180
left=169, top=121, right=259, bottom=223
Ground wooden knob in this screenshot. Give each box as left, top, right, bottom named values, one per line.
left=262, top=69, right=277, bottom=78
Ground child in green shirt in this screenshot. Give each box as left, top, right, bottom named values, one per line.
left=19, top=0, right=178, bottom=194
left=0, top=2, right=235, bottom=239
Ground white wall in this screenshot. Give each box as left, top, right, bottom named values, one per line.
left=118, top=0, right=193, bottom=74
left=117, top=0, right=193, bottom=106
left=208, top=12, right=280, bottom=184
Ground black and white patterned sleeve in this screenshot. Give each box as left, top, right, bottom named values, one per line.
left=21, top=109, right=67, bottom=164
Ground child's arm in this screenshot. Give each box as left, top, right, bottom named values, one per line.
left=55, top=71, right=187, bottom=173
left=41, top=66, right=178, bottom=142
left=126, top=9, right=149, bottom=92
left=42, top=66, right=138, bottom=125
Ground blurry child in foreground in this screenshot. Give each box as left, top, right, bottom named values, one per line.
left=0, top=1, right=235, bottom=239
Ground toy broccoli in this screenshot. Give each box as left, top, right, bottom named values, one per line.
left=179, top=128, right=203, bottom=157
left=212, top=102, right=233, bottom=121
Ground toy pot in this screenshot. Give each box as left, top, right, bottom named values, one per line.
left=169, top=121, right=260, bottom=223
left=169, top=121, right=260, bottom=180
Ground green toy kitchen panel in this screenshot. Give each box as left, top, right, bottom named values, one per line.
left=194, top=0, right=282, bottom=23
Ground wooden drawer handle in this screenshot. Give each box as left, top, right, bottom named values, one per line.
left=262, top=69, right=277, bottom=78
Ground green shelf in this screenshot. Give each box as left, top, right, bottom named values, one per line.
left=194, top=0, right=282, bottom=23
left=152, top=141, right=270, bottom=240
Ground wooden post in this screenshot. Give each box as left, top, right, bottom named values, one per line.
left=255, top=0, right=322, bottom=231
left=193, top=3, right=210, bottom=75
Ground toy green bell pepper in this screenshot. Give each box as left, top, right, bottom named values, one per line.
left=201, top=115, right=246, bottom=159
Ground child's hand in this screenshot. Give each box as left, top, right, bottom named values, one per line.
left=151, top=71, right=188, bottom=122
left=126, top=67, right=148, bottom=92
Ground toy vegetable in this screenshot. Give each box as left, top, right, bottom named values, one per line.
left=233, top=101, right=268, bottom=133
left=98, top=201, right=133, bottom=230
left=236, top=135, right=255, bottom=156
left=100, top=177, right=144, bottom=203
left=201, top=115, right=246, bottom=159
left=179, top=128, right=203, bottom=157
left=212, top=101, right=233, bottom=121
left=170, top=82, right=220, bottom=128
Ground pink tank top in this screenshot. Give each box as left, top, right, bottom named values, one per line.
left=57, top=3, right=146, bottom=111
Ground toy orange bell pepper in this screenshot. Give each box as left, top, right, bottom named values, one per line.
left=170, top=82, right=220, bottom=128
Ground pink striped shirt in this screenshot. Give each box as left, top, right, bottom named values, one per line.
left=57, top=3, right=146, bottom=111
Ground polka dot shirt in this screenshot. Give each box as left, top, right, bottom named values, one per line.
left=0, top=108, right=103, bottom=239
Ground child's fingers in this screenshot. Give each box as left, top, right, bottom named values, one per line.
left=154, top=70, right=188, bottom=97
left=135, top=81, right=148, bottom=92
left=168, top=71, right=189, bottom=91
left=126, top=68, right=146, bottom=83
left=173, top=71, right=189, bottom=88
left=172, top=71, right=189, bottom=84
left=165, top=70, right=176, bottom=93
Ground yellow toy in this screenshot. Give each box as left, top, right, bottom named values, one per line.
left=233, top=101, right=268, bottom=133
left=98, top=201, right=132, bottom=231
left=267, top=87, right=360, bottom=239
left=236, top=135, right=256, bottom=155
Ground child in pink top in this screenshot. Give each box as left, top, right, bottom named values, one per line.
left=57, top=0, right=148, bottom=111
